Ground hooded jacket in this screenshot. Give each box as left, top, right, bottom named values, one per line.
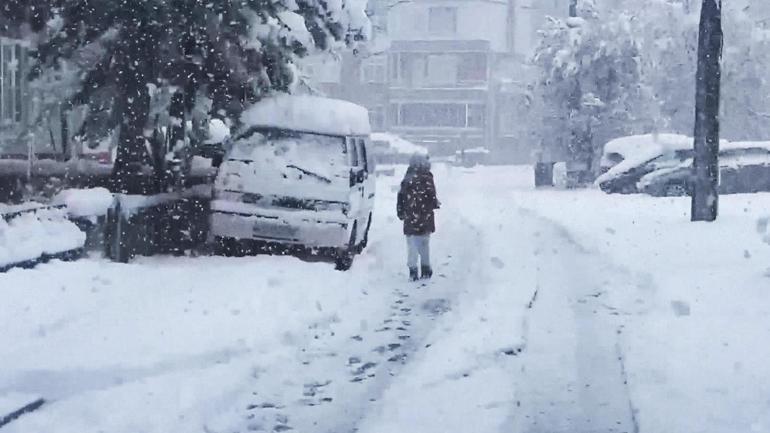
left=397, top=166, right=439, bottom=236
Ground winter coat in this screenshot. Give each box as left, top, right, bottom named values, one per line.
left=397, top=168, right=439, bottom=236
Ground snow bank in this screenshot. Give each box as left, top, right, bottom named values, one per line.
left=0, top=207, right=85, bottom=269
left=370, top=133, right=427, bottom=155
left=240, top=94, right=371, bottom=137
left=52, top=188, right=114, bottom=218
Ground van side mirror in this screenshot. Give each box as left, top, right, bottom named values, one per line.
left=349, top=168, right=365, bottom=186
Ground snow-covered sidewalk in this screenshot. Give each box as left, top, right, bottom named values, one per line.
left=1, top=165, right=769, bottom=433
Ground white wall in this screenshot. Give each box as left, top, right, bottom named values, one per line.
left=388, top=0, right=509, bottom=52
left=513, top=0, right=566, bottom=57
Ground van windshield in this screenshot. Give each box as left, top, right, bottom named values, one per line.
left=228, top=128, right=347, bottom=183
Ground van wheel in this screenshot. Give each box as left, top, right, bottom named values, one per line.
left=334, top=223, right=357, bottom=271
left=359, top=213, right=373, bottom=250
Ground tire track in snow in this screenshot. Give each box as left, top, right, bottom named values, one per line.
left=507, top=207, right=643, bottom=433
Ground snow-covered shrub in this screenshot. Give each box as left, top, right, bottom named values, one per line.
left=0, top=207, right=86, bottom=269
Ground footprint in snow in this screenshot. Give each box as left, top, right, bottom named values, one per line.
left=422, top=299, right=451, bottom=315
left=354, top=361, right=377, bottom=375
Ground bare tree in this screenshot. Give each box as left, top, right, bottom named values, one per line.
left=691, top=0, right=723, bottom=222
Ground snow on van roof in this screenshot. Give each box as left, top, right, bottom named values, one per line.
left=240, top=94, right=371, bottom=137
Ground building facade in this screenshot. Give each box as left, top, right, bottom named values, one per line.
left=303, top=0, right=568, bottom=161
left=0, top=36, right=32, bottom=155
left=385, top=0, right=510, bottom=154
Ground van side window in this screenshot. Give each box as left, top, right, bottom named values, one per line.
left=357, top=139, right=368, bottom=173
left=348, top=138, right=359, bottom=167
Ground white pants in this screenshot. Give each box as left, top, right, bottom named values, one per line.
left=407, top=235, right=431, bottom=269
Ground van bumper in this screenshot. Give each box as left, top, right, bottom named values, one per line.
left=209, top=210, right=349, bottom=248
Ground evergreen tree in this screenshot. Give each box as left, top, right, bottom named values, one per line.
left=4, top=0, right=369, bottom=192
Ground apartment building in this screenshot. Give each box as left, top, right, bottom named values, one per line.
left=385, top=0, right=511, bottom=154
left=302, top=0, right=568, bottom=160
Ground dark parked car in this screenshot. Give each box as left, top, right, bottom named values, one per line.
left=596, top=149, right=694, bottom=194
left=639, top=145, right=770, bottom=196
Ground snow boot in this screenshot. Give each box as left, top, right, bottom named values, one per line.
left=409, top=268, right=419, bottom=282
left=421, top=266, right=433, bottom=280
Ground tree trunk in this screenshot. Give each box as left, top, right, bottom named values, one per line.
left=112, top=83, right=151, bottom=194
left=691, top=0, right=723, bottom=222
left=111, top=20, right=154, bottom=194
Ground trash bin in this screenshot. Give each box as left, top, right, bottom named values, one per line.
left=534, top=162, right=555, bottom=187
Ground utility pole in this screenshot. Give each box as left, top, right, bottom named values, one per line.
left=691, top=0, right=722, bottom=222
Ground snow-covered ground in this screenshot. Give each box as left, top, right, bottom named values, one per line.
left=1, top=165, right=769, bottom=432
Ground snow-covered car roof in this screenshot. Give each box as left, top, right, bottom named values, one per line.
left=603, top=133, right=692, bottom=158
left=595, top=148, right=667, bottom=185
left=240, top=94, right=371, bottom=137
left=597, top=134, right=734, bottom=185
left=722, top=141, right=770, bottom=152
left=370, top=133, right=427, bottom=155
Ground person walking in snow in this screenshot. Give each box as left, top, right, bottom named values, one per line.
left=397, top=153, right=440, bottom=281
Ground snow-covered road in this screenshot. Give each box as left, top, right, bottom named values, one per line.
left=2, top=165, right=770, bottom=433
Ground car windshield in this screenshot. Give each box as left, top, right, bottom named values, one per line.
left=4, top=2, right=770, bottom=433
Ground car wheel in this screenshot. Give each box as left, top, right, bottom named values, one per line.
left=664, top=183, right=688, bottom=197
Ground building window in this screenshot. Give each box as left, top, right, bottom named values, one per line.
left=389, top=103, right=400, bottom=126
left=399, top=103, right=466, bottom=127
left=457, top=53, right=488, bottom=83
left=0, top=39, right=27, bottom=127
left=369, top=106, right=385, bottom=131
left=391, top=103, right=486, bottom=128
left=467, top=104, right=486, bottom=128
left=426, top=54, right=458, bottom=86
left=428, top=7, right=457, bottom=36
left=361, top=56, right=386, bottom=83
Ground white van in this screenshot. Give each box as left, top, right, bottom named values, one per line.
left=209, top=95, right=375, bottom=270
